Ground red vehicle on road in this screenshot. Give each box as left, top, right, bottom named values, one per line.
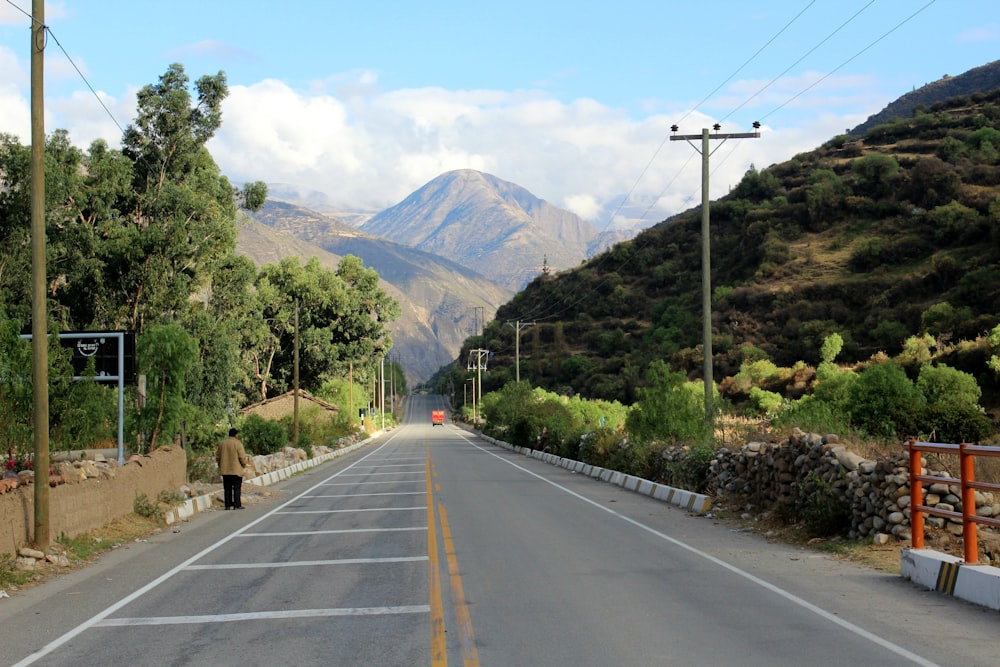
left=431, top=410, right=445, bottom=426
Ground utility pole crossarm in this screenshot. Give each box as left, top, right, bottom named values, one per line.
left=669, top=131, right=760, bottom=140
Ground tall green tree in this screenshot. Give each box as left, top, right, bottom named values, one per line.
left=248, top=255, right=398, bottom=401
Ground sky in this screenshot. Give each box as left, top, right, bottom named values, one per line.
left=1, top=0, right=999, bottom=230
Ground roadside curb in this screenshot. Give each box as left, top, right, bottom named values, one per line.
left=901, top=547, right=1000, bottom=612
left=164, top=432, right=383, bottom=525
left=473, top=430, right=712, bottom=515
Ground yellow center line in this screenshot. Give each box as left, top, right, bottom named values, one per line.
left=439, top=502, right=481, bottom=667
left=427, top=448, right=447, bottom=666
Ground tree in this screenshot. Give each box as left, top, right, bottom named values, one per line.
left=136, top=323, right=198, bottom=450
left=248, top=256, right=398, bottom=401
left=851, top=153, right=900, bottom=198
left=50, top=64, right=239, bottom=333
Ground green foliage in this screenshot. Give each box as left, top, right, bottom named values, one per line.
left=748, top=386, right=783, bottom=416
left=136, top=323, right=198, bottom=451
left=133, top=492, right=161, bottom=520
left=625, top=361, right=712, bottom=445
left=847, top=361, right=923, bottom=438
left=915, top=363, right=993, bottom=442
left=799, top=471, right=852, bottom=537
left=819, top=333, right=843, bottom=364
left=851, top=153, right=900, bottom=197
left=240, top=414, right=288, bottom=455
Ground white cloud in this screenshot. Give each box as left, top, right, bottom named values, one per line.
left=0, top=50, right=868, bottom=225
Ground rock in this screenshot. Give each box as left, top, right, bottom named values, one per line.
left=19, top=547, right=44, bottom=559
left=15, top=557, right=36, bottom=570
left=872, top=533, right=891, bottom=545
left=834, top=449, right=865, bottom=472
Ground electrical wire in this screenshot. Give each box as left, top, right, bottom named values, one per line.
left=510, top=0, right=939, bottom=328
left=6, top=0, right=134, bottom=142
left=759, top=0, right=938, bottom=123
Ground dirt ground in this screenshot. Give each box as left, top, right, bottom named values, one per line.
left=713, top=507, right=1000, bottom=574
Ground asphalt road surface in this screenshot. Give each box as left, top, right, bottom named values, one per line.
left=2, top=394, right=998, bottom=666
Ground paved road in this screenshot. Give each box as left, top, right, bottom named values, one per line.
left=3, top=395, right=998, bottom=666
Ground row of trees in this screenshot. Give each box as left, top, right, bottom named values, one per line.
left=0, top=64, right=398, bottom=455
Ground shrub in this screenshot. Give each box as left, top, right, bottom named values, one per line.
left=133, top=492, right=161, bottom=520
left=239, top=414, right=287, bottom=455
left=847, top=361, right=924, bottom=438
left=799, top=471, right=851, bottom=537
left=625, top=361, right=712, bottom=446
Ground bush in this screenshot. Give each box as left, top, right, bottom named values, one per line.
left=133, top=492, right=161, bottom=520
left=239, top=414, right=287, bottom=455
left=847, top=361, right=924, bottom=437
left=799, top=471, right=851, bottom=537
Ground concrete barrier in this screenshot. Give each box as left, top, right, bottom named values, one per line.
left=476, top=432, right=713, bottom=516
left=901, top=548, right=1000, bottom=612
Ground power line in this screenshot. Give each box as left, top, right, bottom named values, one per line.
left=5, top=1, right=128, bottom=136
left=759, top=0, right=938, bottom=123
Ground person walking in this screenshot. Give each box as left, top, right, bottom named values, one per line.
left=216, top=427, right=249, bottom=510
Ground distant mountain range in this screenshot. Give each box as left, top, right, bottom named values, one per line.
left=239, top=201, right=512, bottom=384
left=362, top=170, right=599, bottom=291
left=240, top=170, right=646, bottom=383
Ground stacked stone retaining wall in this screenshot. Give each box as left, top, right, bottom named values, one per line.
left=705, top=428, right=1000, bottom=546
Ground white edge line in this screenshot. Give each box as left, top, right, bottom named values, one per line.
left=459, top=432, right=942, bottom=667
left=12, top=431, right=406, bottom=667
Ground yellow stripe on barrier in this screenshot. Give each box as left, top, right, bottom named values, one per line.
left=936, top=561, right=960, bottom=595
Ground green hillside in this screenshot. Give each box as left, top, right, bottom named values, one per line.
left=452, top=89, right=1000, bottom=412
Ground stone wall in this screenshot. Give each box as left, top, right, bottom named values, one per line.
left=0, top=446, right=186, bottom=556
left=706, top=428, right=1000, bottom=547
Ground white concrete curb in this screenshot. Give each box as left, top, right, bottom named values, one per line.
left=477, top=432, right=713, bottom=515
left=901, top=547, right=1000, bottom=612
left=164, top=434, right=381, bottom=525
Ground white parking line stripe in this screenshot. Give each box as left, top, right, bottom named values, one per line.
left=276, top=506, right=425, bottom=514
left=305, top=492, right=425, bottom=498
left=240, top=527, right=426, bottom=537
left=186, top=556, right=428, bottom=570
left=95, top=605, right=431, bottom=627
left=335, top=471, right=425, bottom=476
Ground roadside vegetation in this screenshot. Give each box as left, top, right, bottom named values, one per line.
left=0, top=63, right=399, bottom=480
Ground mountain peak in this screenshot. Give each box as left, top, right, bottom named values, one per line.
left=364, top=170, right=598, bottom=290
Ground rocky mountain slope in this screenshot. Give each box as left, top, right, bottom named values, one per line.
left=239, top=204, right=512, bottom=384
left=362, top=169, right=600, bottom=290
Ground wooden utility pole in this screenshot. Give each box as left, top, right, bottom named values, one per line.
left=293, top=299, right=299, bottom=446
left=670, top=123, right=760, bottom=427
left=30, top=0, right=50, bottom=550
left=507, top=320, right=535, bottom=383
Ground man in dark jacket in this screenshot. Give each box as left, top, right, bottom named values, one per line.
left=216, top=428, right=249, bottom=509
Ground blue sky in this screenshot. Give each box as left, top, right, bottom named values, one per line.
left=1, top=1, right=998, bottom=227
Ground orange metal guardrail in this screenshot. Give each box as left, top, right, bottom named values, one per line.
left=907, top=440, right=1000, bottom=564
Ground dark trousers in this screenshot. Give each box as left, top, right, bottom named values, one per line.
left=222, top=474, right=243, bottom=508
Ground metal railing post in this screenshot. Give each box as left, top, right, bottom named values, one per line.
left=909, top=440, right=925, bottom=550
left=960, top=444, right=979, bottom=565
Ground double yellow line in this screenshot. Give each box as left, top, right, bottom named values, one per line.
left=426, top=449, right=480, bottom=667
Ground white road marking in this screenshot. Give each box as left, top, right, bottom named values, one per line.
left=459, top=433, right=942, bottom=667
left=95, top=605, right=431, bottom=627
left=185, top=556, right=428, bottom=570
